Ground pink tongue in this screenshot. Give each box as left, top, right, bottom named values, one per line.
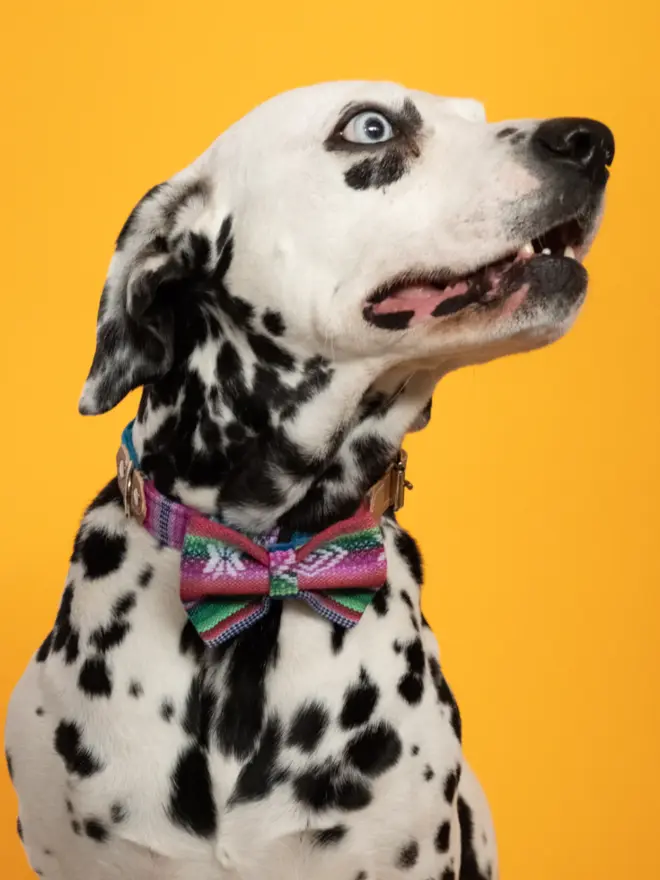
left=371, top=281, right=470, bottom=322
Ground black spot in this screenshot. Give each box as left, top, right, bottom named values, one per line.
left=113, top=592, right=137, bottom=617
left=71, top=820, right=81, bottom=835
left=17, top=817, right=23, bottom=839
left=444, top=766, right=462, bottom=803
left=230, top=717, right=288, bottom=804
left=345, top=158, right=374, bottom=190
left=79, top=529, right=127, bottom=580
left=397, top=840, right=419, bottom=869
left=180, top=620, right=205, bottom=661
left=441, top=871, right=456, bottom=880
left=216, top=606, right=281, bottom=759
left=511, top=132, right=526, bottom=145
left=89, top=620, right=130, bottom=653
left=401, top=98, right=423, bottom=132
left=5, top=750, right=13, bottom=781
left=86, top=479, right=124, bottom=512
left=423, top=764, right=435, bottom=781
left=428, top=657, right=462, bottom=742
left=355, top=873, right=368, bottom=880
left=78, top=657, right=112, bottom=698
left=405, top=638, right=425, bottom=673
left=247, top=332, right=295, bottom=371
left=288, top=702, right=329, bottom=753
left=395, top=531, right=423, bottom=584
left=128, top=680, right=143, bottom=698
left=397, top=672, right=424, bottom=705
left=110, top=803, right=128, bottom=824
left=160, top=700, right=175, bottom=722
left=294, top=762, right=372, bottom=812
left=411, top=744, right=420, bottom=756
left=64, top=631, right=80, bottom=664
left=497, top=127, right=519, bottom=139
left=340, top=669, right=380, bottom=729
left=345, top=722, right=402, bottom=777
left=331, top=624, right=347, bottom=654
left=54, top=721, right=103, bottom=777
left=371, top=581, right=391, bottom=616
left=168, top=746, right=217, bottom=838
left=84, top=818, right=109, bottom=843
left=393, top=640, right=403, bottom=654
left=375, top=149, right=407, bottom=186
left=344, top=149, right=408, bottom=191
left=36, top=631, right=53, bottom=663
left=36, top=707, right=45, bottom=717
left=182, top=675, right=214, bottom=749
left=65, top=799, right=74, bottom=814
left=397, top=638, right=425, bottom=706
left=457, top=797, right=485, bottom=880
left=52, top=584, right=77, bottom=659
left=435, top=821, right=451, bottom=853
left=262, top=310, right=286, bottom=337
left=312, top=824, right=348, bottom=847
left=139, top=565, right=154, bottom=587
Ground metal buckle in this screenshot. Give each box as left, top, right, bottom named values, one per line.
left=368, top=449, right=412, bottom=518
left=392, top=449, right=413, bottom=512
left=116, top=445, right=147, bottom=524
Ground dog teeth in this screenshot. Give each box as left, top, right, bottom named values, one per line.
left=541, top=248, right=551, bottom=255
left=519, top=241, right=535, bottom=257
left=564, top=245, right=576, bottom=259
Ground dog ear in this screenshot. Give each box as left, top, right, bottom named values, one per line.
left=78, top=175, right=214, bottom=415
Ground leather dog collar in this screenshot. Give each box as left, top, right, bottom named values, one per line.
left=117, top=421, right=411, bottom=526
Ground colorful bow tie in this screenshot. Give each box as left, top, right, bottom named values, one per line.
left=117, top=421, right=390, bottom=647
left=180, top=508, right=386, bottom=646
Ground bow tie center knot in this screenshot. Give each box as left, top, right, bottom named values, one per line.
left=268, top=547, right=299, bottom=597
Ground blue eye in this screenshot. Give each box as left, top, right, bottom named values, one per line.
left=342, top=111, right=396, bottom=145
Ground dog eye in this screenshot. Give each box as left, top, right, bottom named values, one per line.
left=341, top=111, right=396, bottom=145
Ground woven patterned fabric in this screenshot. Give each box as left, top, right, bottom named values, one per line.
left=120, top=421, right=388, bottom=647
left=180, top=508, right=387, bottom=646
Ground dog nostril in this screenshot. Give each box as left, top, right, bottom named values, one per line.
left=567, top=130, right=596, bottom=163
left=532, top=117, right=615, bottom=184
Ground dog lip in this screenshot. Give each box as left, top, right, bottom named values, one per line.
left=367, top=273, right=458, bottom=305
left=366, top=216, right=588, bottom=311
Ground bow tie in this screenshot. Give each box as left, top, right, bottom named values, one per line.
left=117, top=421, right=406, bottom=647
left=180, top=508, right=386, bottom=646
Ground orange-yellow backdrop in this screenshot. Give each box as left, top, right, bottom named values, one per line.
left=1, top=1, right=658, bottom=877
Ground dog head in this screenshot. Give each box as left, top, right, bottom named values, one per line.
left=79, top=81, right=614, bottom=529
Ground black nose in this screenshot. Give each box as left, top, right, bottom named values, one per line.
left=532, top=118, right=615, bottom=186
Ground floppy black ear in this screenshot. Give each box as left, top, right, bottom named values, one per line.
left=78, top=175, right=214, bottom=415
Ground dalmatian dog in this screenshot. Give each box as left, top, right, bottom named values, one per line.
left=5, top=81, right=614, bottom=880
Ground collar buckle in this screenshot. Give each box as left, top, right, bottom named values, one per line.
left=117, top=445, right=147, bottom=524
left=369, top=449, right=413, bottom=519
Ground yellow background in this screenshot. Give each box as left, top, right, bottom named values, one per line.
left=1, top=1, right=658, bottom=877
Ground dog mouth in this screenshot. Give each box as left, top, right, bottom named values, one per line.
left=363, top=217, right=589, bottom=330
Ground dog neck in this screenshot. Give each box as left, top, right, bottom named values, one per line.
left=131, top=318, right=436, bottom=533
